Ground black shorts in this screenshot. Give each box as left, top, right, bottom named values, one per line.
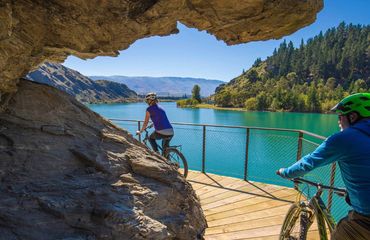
left=331, top=210, right=370, bottom=240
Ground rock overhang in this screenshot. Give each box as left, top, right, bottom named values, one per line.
left=0, top=0, right=323, bottom=93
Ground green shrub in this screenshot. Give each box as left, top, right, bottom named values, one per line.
left=244, top=97, right=257, bottom=111
left=176, top=99, right=199, bottom=107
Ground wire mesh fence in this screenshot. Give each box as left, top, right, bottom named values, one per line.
left=111, top=119, right=348, bottom=222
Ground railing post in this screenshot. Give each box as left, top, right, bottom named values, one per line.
left=294, top=131, right=304, bottom=189
left=202, top=125, right=206, bottom=173
left=244, top=128, right=250, bottom=181
left=296, top=132, right=303, bottom=161
left=328, top=162, right=337, bottom=213
left=138, top=121, right=141, bottom=142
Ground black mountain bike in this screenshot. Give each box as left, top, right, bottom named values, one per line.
left=279, top=177, right=346, bottom=240
left=139, top=124, right=188, bottom=178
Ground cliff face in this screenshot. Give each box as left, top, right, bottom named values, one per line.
left=0, top=79, right=206, bottom=239
left=27, top=63, right=137, bottom=103
left=0, top=0, right=323, bottom=94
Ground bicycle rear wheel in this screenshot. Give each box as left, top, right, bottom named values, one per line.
left=164, top=148, right=188, bottom=178
left=279, top=202, right=314, bottom=240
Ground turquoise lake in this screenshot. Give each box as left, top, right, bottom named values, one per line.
left=89, top=102, right=340, bottom=137
left=89, top=102, right=349, bottom=220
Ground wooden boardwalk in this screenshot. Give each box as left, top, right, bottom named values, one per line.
left=187, top=171, right=320, bottom=240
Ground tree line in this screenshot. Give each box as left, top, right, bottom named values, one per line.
left=214, top=22, right=370, bottom=112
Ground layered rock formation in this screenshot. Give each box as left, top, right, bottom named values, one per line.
left=27, top=63, right=138, bottom=103
left=0, top=0, right=323, bottom=94
left=0, top=79, right=206, bottom=239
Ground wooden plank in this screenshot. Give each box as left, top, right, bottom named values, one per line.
left=207, top=204, right=291, bottom=228
left=200, top=181, right=283, bottom=202
left=204, top=224, right=282, bottom=240
left=199, top=181, right=272, bottom=200
left=191, top=175, right=226, bottom=191
left=188, top=172, right=217, bottom=182
left=201, top=186, right=290, bottom=210
left=205, top=194, right=297, bottom=221
left=189, top=173, right=225, bottom=184
left=203, top=190, right=295, bottom=216
left=188, top=172, right=320, bottom=240
left=205, top=215, right=286, bottom=235
left=196, top=177, right=246, bottom=195
left=240, top=235, right=277, bottom=240
left=186, top=170, right=202, bottom=180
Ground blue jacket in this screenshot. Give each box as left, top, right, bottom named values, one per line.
left=281, top=119, right=370, bottom=215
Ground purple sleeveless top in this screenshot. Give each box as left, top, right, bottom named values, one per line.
left=146, top=104, right=173, bottom=131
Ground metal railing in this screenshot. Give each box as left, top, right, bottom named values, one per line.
left=110, top=118, right=348, bottom=221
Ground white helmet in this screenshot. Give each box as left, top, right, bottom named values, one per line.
left=145, top=92, right=157, bottom=103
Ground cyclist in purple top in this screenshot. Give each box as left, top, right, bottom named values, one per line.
left=136, top=92, right=174, bottom=153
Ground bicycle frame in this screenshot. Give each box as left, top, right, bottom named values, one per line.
left=141, top=125, right=166, bottom=155
left=138, top=123, right=188, bottom=178
left=141, top=124, right=180, bottom=154
left=308, top=187, right=337, bottom=239
left=284, top=177, right=346, bottom=240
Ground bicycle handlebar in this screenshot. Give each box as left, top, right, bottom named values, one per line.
left=143, top=123, right=154, bottom=133
left=290, top=177, right=347, bottom=196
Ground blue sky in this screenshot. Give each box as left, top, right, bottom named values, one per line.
left=64, top=0, right=370, bottom=82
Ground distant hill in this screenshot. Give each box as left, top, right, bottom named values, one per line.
left=89, top=76, right=225, bottom=97
left=214, top=23, right=370, bottom=112
left=26, top=63, right=137, bottom=103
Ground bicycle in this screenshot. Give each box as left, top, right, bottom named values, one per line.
left=138, top=124, right=188, bottom=178
left=278, top=177, right=346, bottom=240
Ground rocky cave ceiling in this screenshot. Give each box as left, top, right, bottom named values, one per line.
left=0, top=0, right=323, bottom=94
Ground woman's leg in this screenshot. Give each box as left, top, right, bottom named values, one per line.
left=149, top=131, right=160, bottom=152
left=162, top=135, right=173, bottom=151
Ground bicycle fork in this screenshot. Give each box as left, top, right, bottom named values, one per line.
left=299, top=202, right=314, bottom=240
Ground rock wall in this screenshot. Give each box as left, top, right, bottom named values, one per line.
left=0, top=79, right=206, bottom=239
left=0, top=0, right=323, bottom=94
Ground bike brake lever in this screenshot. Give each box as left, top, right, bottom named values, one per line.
left=334, top=190, right=347, bottom=197
left=292, top=178, right=303, bottom=184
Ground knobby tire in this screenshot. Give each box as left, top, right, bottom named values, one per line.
left=164, top=148, right=188, bottom=178
left=279, top=202, right=313, bottom=240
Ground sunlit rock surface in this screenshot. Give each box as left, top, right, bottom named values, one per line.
left=0, top=79, right=206, bottom=239
left=0, top=0, right=323, bottom=93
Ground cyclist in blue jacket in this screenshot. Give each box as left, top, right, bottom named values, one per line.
left=277, top=93, right=370, bottom=240
left=136, top=92, right=174, bottom=153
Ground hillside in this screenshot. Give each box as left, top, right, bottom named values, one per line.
left=214, top=23, right=370, bottom=112
left=26, top=63, right=137, bottom=103
left=89, top=76, right=224, bottom=97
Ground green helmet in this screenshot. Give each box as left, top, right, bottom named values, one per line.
left=332, top=93, right=370, bottom=117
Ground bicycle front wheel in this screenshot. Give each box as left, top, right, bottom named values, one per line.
left=279, top=202, right=314, bottom=240
left=164, top=148, right=188, bottom=178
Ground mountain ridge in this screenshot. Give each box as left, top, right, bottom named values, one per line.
left=89, top=75, right=224, bottom=97
left=26, top=63, right=137, bottom=103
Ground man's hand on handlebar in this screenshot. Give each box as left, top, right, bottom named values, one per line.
left=136, top=130, right=142, bottom=135
left=276, top=168, right=286, bottom=177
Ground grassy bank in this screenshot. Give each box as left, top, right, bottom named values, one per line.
left=188, top=103, right=247, bottom=111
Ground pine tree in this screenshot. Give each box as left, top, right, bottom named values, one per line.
left=191, top=85, right=201, bottom=103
